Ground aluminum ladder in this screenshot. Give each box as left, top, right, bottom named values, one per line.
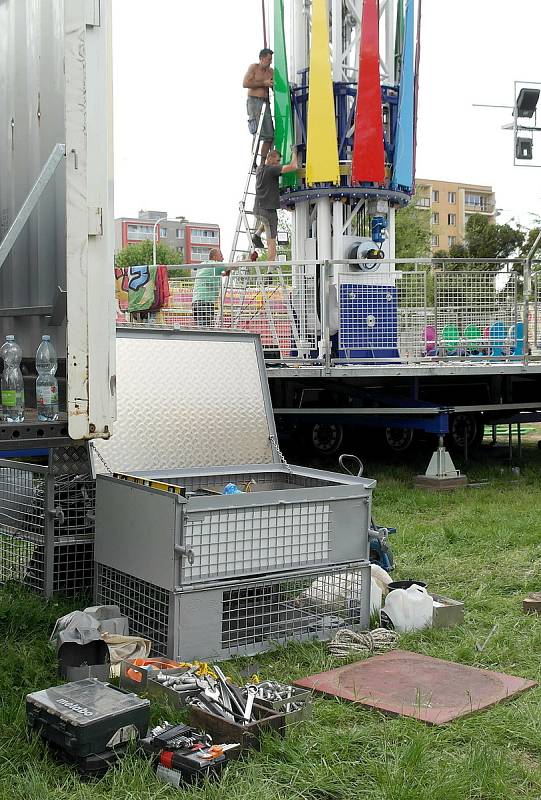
left=228, top=101, right=269, bottom=263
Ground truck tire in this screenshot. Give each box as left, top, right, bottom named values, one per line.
left=446, top=413, right=484, bottom=452
left=307, top=421, right=345, bottom=456
left=383, top=426, right=415, bottom=453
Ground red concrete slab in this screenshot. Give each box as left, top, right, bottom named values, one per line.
left=295, top=650, right=537, bottom=725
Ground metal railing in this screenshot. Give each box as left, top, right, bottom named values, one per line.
left=116, top=258, right=541, bottom=368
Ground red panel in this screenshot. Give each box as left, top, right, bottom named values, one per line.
left=295, top=650, right=537, bottom=725
left=351, top=0, right=385, bottom=183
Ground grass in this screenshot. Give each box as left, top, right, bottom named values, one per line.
left=0, top=441, right=540, bottom=799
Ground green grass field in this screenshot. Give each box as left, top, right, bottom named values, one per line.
left=0, top=442, right=540, bottom=799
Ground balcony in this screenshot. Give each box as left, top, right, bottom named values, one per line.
left=464, top=199, right=495, bottom=214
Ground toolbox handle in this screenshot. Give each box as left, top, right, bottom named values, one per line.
left=338, top=453, right=364, bottom=477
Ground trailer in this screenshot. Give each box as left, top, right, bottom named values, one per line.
left=147, top=256, right=541, bottom=464
left=0, top=0, right=116, bottom=454
left=0, top=0, right=115, bottom=596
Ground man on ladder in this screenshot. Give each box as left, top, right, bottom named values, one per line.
left=253, top=148, right=297, bottom=262
left=243, top=48, right=275, bottom=169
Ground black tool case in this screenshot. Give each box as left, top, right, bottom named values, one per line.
left=26, top=679, right=150, bottom=773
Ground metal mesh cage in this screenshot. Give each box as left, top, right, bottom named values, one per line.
left=95, top=560, right=370, bottom=661
left=115, top=466, right=370, bottom=586
left=96, top=563, right=170, bottom=655
left=219, top=562, right=370, bottom=653
left=0, top=445, right=95, bottom=597
left=434, top=270, right=520, bottom=357
left=183, top=500, right=332, bottom=583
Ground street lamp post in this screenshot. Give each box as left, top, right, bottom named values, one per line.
left=152, top=216, right=168, bottom=267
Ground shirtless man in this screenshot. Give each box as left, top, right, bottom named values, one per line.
left=243, top=48, right=274, bottom=165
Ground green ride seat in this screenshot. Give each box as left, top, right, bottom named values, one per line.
left=463, top=324, right=482, bottom=354
left=441, top=324, right=460, bottom=354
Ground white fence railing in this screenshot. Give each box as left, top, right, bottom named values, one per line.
left=115, top=259, right=540, bottom=367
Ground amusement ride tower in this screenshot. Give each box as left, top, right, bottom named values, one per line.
left=273, top=0, right=418, bottom=267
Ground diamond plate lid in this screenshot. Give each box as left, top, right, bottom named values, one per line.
left=92, top=328, right=279, bottom=473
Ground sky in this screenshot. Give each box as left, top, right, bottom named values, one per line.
left=112, top=0, right=541, bottom=255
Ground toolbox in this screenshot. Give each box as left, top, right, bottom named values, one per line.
left=26, top=679, right=150, bottom=772
left=119, top=661, right=198, bottom=708
left=93, top=329, right=373, bottom=660
left=189, top=702, right=284, bottom=750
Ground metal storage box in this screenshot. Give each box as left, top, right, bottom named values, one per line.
left=93, top=329, right=374, bottom=659
left=0, top=445, right=95, bottom=597
left=96, top=560, right=371, bottom=661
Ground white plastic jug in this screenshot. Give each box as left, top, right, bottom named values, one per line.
left=370, top=577, right=383, bottom=616
left=382, top=584, right=433, bottom=633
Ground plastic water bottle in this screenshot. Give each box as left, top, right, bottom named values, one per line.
left=35, top=335, right=59, bottom=421
left=1, top=335, right=25, bottom=422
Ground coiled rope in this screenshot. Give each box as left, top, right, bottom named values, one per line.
left=328, top=628, right=399, bottom=658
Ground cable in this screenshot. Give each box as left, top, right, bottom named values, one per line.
left=327, top=628, right=398, bottom=658
left=261, top=0, right=267, bottom=48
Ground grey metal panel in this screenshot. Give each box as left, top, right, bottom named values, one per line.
left=173, top=589, right=224, bottom=662
left=0, top=0, right=67, bottom=357
left=95, top=475, right=181, bottom=590
left=267, top=363, right=541, bottom=379
left=328, top=497, right=370, bottom=562
left=93, top=329, right=278, bottom=473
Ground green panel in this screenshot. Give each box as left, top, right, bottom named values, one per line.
left=274, top=0, right=297, bottom=188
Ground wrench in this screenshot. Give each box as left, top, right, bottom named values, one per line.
left=243, top=685, right=257, bottom=722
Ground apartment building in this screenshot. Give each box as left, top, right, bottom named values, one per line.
left=115, top=210, right=220, bottom=264
left=416, top=179, right=496, bottom=252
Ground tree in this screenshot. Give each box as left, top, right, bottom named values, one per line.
left=115, top=240, right=189, bottom=277
left=463, top=214, right=524, bottom=261
left=522, top=226, right=541, bottom=261
left=395, top=198, right=431, bottom=259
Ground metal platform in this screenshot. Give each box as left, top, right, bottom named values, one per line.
left=267, top=361, right=541, bottom=379
left=0, top=410, right=70, bottom=453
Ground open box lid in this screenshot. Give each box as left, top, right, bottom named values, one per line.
left=91, top=328, right=279, bottom=474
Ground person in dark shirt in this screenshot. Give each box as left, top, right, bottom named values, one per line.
left=253, top=147, right=297, bottom=261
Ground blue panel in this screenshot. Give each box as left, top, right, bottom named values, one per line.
left=339, top=284, right=399, bottom=358
left=391, top=0, right=414, bottom=191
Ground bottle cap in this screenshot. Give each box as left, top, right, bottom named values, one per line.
left=6, top=335, right=14, bottom=341
left=42, top=335, right=51, bottom=341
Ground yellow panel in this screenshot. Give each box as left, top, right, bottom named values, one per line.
left=306, top=0, right=340, bottom=185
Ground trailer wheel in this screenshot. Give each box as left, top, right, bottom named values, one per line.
left=307, top=421, right=345, bottom=455
left=447, top=413, right=484, bottom=451
left=383, top=426, right=415, bottom=453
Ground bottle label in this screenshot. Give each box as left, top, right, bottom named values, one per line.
left=2, top=390, right=17, bottom=408
left=37, top=385, right=58, bottom=406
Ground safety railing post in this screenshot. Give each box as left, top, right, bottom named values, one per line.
left=320, top=260, right=332, bottom=373
left=523, top=259, right=530, bottom=364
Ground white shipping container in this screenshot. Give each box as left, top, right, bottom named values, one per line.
left=0, top=0, right=115, bottom=440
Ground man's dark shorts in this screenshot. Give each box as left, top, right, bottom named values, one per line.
left=255, top=208, right=278, bottom=239
left=247, top=96, right=274, bottom=141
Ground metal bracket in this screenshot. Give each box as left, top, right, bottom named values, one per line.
left=48, top=506, right=65, bottom=526
left=88, top=207, right=103, bottom=236
left=47, top=287, right=67, bottom=327
left=174, top=544, right=195, bottom=565
left=0, top=143, right=66, bottom=274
